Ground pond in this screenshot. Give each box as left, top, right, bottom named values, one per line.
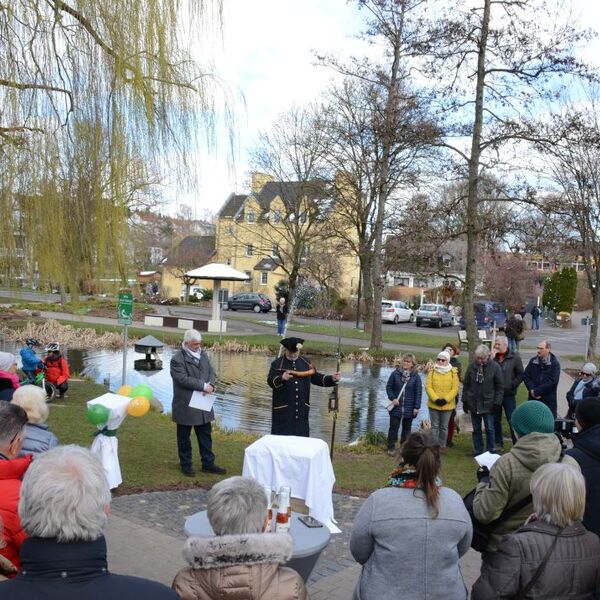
left=4, top=341, right=430, bottom=444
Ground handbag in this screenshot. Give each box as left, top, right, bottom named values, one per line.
left=511, top=528, right=562, bottom=600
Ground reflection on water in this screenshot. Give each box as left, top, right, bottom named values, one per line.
left=2, top=338, right=429, bottom=444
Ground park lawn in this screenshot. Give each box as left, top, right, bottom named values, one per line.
left=47, top=380, right=504, bottom=498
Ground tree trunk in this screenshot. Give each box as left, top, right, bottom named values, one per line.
left=361, top=257, right=374, bottom=333
left=588, top=265, right=600, bottom=360
left=463, top=0, right=491, bottom=360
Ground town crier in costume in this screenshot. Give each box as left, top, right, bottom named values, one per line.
left=267, top=337, right=341, bottom=437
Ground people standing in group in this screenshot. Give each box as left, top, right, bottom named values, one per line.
left=19, top=339, right=43, bottom=384
left=170, top=329, right=226, bottom=477
left=472, top=463, right=600, bottom=599
left=565, top=362, right=598, bottom=419
left=531, top=304, right=541, bottom=330
left=276, top=297, right=289, bottom=338
left=523, top=340, right=561, bottom=417
left=491, top=336, right=523, bottom=450
left=472, top=401, right=579, bottom=558
left=504, top=313, right=524, bottom=353
left=441, top=343, right=462, bottom=448
left=267, top=337, right=340, bottom=437
left=385, top=353, right=422, bottom=456
left=42, top=343, right=69, bottom=399
left=0, top=353, right=20, bottom=401
left=462, top=345, right=503, bottom=456
left=350, top=432, right=472, bottom=600
left=425, top=351, right=460, bottom=453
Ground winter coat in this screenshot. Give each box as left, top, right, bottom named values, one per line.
left=505, top=317, right=524, bottom=340
left=567, top=423, right=600, bottom=537
left=276, top=303, right=289, bottom=321
left=0, top=454, right=33, bottom=572
left=450, top=356, right=463, bottom=382
left=267, top=354, right=336, bottom=437
left=462, top=360, right=504, bottom=415
left=43, top=355, right=70, bottom=386
left=172, top=532, right=308, bottom=600
left=0, top=536, right=178, bottom=599
left=18, top=423, right=59, bottom=457
left=473, top=432, right=579, bottom=553
left=170, top=348, right=216, bottom=426
left=523, top=353, right=561, bottom=408
left=425, top=368, right=460, bottom=412
left=566, top=377, right=597, bottom=416
left=350, top=486, right=472, bottom=600
left=19, top=347, right=42, bottom=373
left=493, top=350, right=524, bottom=396
left=386, top=369, right=422, bottom=418
left=471, top=520, right=600, bottom=599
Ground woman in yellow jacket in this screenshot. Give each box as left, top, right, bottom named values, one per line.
left=426, top=350, right=460, bottom=451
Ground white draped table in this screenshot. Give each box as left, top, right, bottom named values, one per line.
left=242, top=435, right=340, bottom=533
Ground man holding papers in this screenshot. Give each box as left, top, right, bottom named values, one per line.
left=170, top=329, right=226, bottom=477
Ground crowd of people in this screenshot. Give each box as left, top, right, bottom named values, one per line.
left=3, top=324, right=600, bottom=599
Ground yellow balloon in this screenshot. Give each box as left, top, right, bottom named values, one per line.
left=117, top=385, right=133, bottom=397
left=128, top=396, right=150, bottom=417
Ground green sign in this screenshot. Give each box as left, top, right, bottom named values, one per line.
left=118, top=290, right=133, bottom=325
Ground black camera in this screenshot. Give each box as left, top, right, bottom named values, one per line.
left=555, top=418, right=576, bottom=439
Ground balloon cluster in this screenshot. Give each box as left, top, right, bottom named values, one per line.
left=117, top=384, right=153, bottom=417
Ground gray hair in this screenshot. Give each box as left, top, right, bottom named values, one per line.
left=541, top=340, right=551, bottom=350
left=0, top=402, right=27, bottom=447
left=11, top=385, right=49, bottom=424
left=474, top=344, right=491, bottom=358
left=495, top=336, right=508, bottom=350
left=19, top=445, right=111, bottom=542
left=207, top=476, right=267, bottom=535
left=531, top=463, right=585, bottom=528
left=183, top=329, right=202, bottom=343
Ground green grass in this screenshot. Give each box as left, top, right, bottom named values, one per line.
left=47, top=381, right=529, bottom=497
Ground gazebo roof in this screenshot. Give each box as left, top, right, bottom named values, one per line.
left=135, top=335, right=164, bottom=349
left=184, top=263, right=250, bottom=281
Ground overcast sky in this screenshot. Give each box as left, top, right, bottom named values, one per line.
left=171, top=0, right=600, bottom=219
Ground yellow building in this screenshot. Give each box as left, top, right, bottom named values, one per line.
left=215, top=173, right=360, bottom=301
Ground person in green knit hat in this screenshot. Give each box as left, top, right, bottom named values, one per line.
left=472, top=401, right=580, bottom=561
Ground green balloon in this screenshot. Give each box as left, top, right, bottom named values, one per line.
left=130, top=384, right=153, bottom=401
left=87, top=404, right=110, bottom=426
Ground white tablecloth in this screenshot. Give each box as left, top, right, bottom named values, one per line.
left=242, top=435, right=340, bottom=533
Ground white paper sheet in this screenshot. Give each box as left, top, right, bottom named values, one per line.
left=189, top=391, right=216, bottom=411
left=475, top=451, right=501, bottom=470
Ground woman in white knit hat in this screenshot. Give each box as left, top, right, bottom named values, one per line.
left=565, top=362, right=598, bottom=419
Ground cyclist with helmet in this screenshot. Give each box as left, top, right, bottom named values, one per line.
left=20, top=339, right=44, bottom=383
left=43, top=343, right=70, bottom=398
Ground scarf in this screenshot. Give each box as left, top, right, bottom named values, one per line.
left=434, top=363, right=452, bottom=374
left=476, top=364, right=484, bottom=384
left=386, top=464, right=443, bottom=489
left=183, top=343, right=201, bottom=361
left=0, top=370, right=19, bottom=389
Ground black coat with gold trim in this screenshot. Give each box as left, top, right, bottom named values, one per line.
left=267, top=354, right=337, bottom=437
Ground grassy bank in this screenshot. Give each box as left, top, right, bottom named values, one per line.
left=47, top=381, right=498, bottom=498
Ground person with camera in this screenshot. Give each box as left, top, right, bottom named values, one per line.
left=462, top=345, right=503, bottom=456
left=566, top=396, right=600, bottom=538
left=565, top=363, right=598, bottom=419
left=425, top=350, right=459, bottom=452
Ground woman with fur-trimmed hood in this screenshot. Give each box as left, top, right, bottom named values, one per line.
left=172, top=477, right=308, bottom=600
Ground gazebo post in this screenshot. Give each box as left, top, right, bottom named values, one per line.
left=209, top=279, right=223, bottom=333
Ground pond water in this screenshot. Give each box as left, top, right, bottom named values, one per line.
left=4, top=340, right=430, bottom=444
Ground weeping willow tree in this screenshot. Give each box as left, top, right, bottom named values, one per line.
left=0, top=0, right=229, bottom=296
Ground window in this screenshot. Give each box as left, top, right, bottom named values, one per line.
left=299, top=211, right=307, bottom=224
left=244, top=271, right=251, bottom=284
left=227, top=225, right=233, bottom=235
left=260, top=272, right=268, bottom=285
left=247, top=210, right=255, bottom=224
left=246, top=244, right=253, bottom=257
left=271, top=244, right=279, bottom=257
left=272, top=209, right=281, bottom=224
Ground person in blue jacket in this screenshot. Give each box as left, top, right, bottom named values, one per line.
left=385, top=353, right=422, bottom=456
left=19, top=339, right=43, bottom=383
left=522, top=339, right=561, bottom=417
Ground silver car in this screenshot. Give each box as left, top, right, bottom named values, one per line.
left=381, top=300, right=415, bottom=324
left=415, top=303, right=454, bottom=328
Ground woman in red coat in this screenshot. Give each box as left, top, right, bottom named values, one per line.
left=43, top=343, right=70, bottom=398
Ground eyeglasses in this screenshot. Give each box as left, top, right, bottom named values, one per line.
left=581, top=372, right=593, bottom=376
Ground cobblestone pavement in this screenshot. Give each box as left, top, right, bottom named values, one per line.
left=111, top=489, right=365, bottom=586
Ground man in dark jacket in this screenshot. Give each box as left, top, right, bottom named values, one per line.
left=492, top=336, right=523, bottom=449
left=523, top=339, right=561, bottom=417
left=567, top=397, right=600, bottom=538
left=170, top=329, right=226, bottom=477
left=462, top=344, right=504, bottom=455
left=0, top=445, right=178, bottom=599
left=267, top=337, right=340, bottom=437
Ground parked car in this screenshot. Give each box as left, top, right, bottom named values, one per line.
left=415, top=303, right=454, bottom=328
left=180, top=285, right=205, bottom=302
left=381, top=300, right=415, bottom=324
left=459, top=300, right=508, bottom=330
left=225, top=292, right=272, bottom=313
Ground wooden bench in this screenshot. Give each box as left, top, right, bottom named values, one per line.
left=457, top=329, right=493, bottom=350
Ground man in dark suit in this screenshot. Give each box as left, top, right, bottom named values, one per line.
left=170, top=329, right=226, bottom=477
left=267, top=337, right=340, bottom=437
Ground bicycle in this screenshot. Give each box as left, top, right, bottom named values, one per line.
left=32, top=369, right=57, bottom=402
